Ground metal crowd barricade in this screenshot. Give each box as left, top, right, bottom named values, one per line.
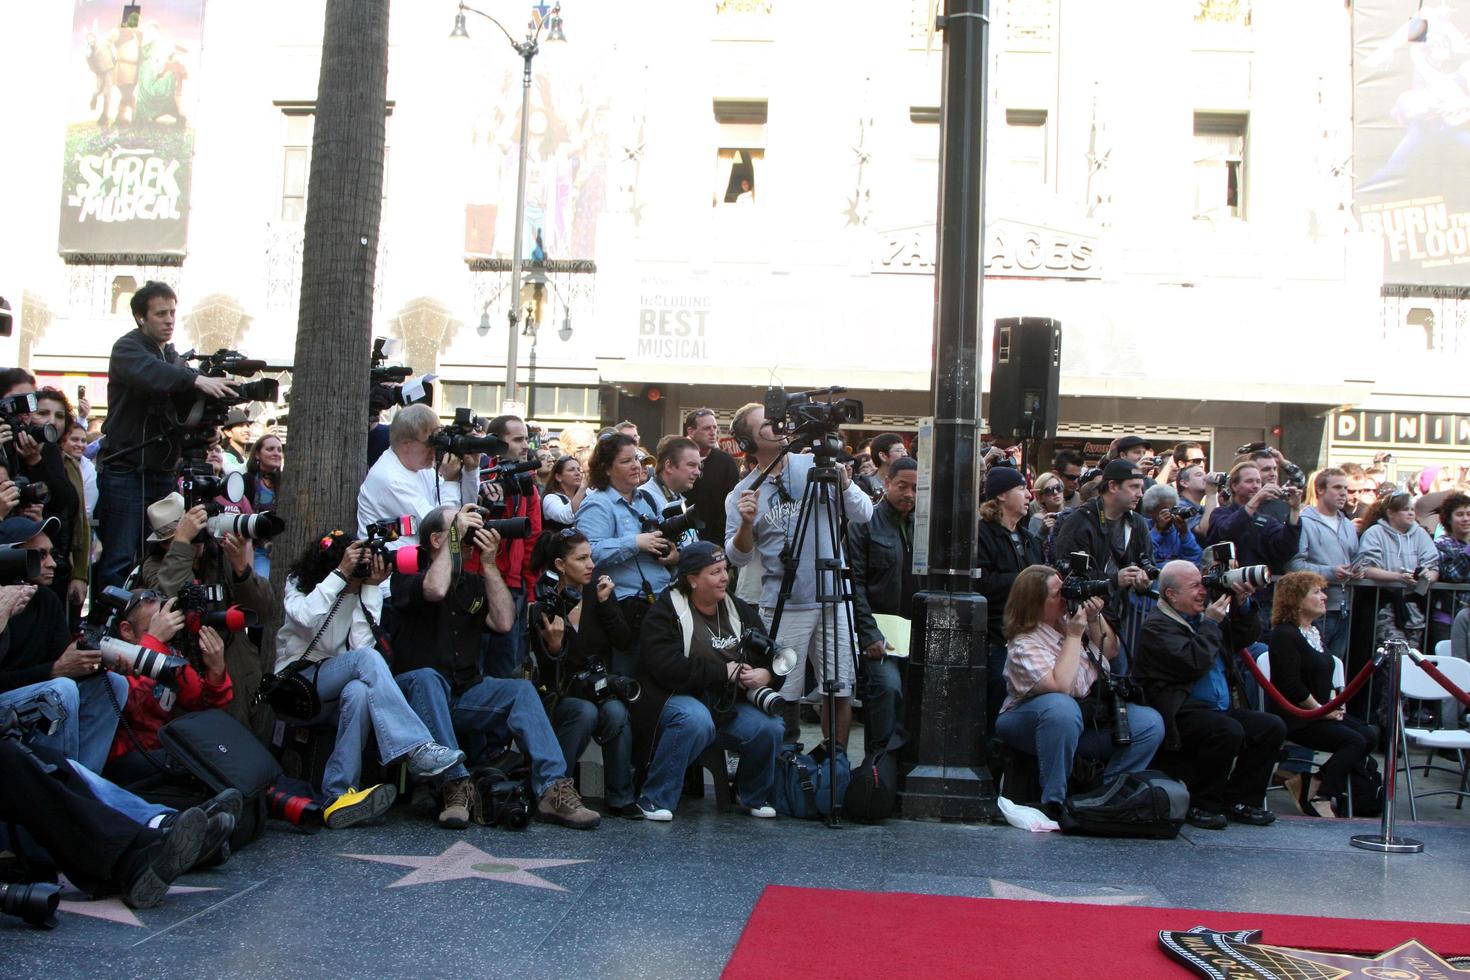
left=1342, top=579, right=1470, bottom=723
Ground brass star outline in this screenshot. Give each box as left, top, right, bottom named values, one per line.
left=343, top=840, right=590, bottom=892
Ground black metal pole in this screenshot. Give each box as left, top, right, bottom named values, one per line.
left=898, top=0, right=997, bottom=822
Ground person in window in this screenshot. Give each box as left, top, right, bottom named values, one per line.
left=734, top=177, right=754, bottom=205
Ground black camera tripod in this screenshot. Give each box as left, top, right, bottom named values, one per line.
left=759, top=441, right=862, bottom=828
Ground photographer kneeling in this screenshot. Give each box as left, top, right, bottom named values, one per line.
left=137, top=494, right=277, bottom=742
left=275, top=532, right=464, bottom=829
left=102, top=591, right=233, bottom=784
left=995, top=565, right=1164, bottom=820
left=632, top=543, right=784, bottom=821
left=391, top=504, right=601, bottom=830
left=530, top=529, right=639, bottom=818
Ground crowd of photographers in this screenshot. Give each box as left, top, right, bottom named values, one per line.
left=5, top=281, right=1469, bottom=919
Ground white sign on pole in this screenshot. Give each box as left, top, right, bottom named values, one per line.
left=912, top=416, right=934, bottom=575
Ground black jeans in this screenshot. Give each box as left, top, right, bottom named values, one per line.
left=1173, top=702, right=1287, bottom=812
left=1288, top=715, right=1379, bottom=799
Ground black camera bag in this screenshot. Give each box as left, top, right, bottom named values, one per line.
left=1060, top=769, right=1188, bottom=839
left=154, top=709, right=282, bottom=850
left=844, top=744, right=897, bottom=822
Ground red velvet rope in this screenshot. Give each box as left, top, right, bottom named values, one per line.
left=1409, top=654, right=1470, bottom=709
left=1234, top=647, right=1378, bottom=719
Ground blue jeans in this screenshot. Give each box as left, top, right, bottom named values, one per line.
left=553, top=696, right=635, bottom=807
left=94, top=467, right=178, bottom=602
left=301, top=649, right=433, bottom=798
left=68, top=759, right=172, bottom=824
left=859, top=655, right=905, bottom=751
left=0, top=673, right=128, bottom=773
left=395, top=668, right=565, bottom=796
left=995, top=692, right=1165, bottom=806
left=481, top=587, right=528, bottom=679
left=640, top=696, right=783, bottom=812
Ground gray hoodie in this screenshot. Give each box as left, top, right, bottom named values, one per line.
left=1355, top=519, right=1439, bottom=579
left=1289, top=505, right=1359, bottom=611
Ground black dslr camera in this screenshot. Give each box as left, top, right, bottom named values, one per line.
left=429, top=408, right=507, bottom=458
left=467, top=506, right=532, bottom=540
left=530, top=572, right=580, bottom=623
left=567, top=659, right=641, bottom=705
left=10, top=477, right=48, bottom=507
left=1099, top=672, right=1139, bottom=747
left=0, top=392, right=60, bottom=447
left=471, top=768, right=531, bottom=830
left=639, top=502, right=704, bottom=541
left=1053, top=551, right=1110, bottom=612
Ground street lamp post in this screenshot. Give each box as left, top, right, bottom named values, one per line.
left=452, top=2, right=565, bottom=408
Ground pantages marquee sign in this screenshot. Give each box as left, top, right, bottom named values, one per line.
left=873, top=219, right=1100, bottom=279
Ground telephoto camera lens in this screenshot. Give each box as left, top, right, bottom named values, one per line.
left=1221, top=565, right=1271, bottom=590
left=0, top=882, right=61, bottom=929
left=745, top=686, right=784, bottom=716
left=206, top=511, right=286, bottom=541
left=482, top=517, right=532, bottom=540
left=97, top=637, right=188, bottom=688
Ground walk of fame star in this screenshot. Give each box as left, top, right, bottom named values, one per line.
left=342, top=841, right=590, bottom=891
left=55, top=877, right=220, bottom=928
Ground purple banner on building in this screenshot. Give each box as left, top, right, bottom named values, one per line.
left=58, top=0, right=204, bottom=258
left=1353, top=2, right=1470, bottom=286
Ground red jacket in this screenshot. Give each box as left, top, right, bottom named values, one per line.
left=488, top=468, right=541, bottom=592
left=107, top=632, right=234, bottom=761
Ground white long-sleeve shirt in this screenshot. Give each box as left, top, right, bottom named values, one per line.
left=356, top=448, right=476, bottom=548
left=275, top=571, right=385, bottom=672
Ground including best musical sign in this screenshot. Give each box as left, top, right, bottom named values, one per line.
left=57, top=0, right=204, bottom=258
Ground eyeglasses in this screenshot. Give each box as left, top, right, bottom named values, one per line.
left=554, top=528, right=582, bottom=540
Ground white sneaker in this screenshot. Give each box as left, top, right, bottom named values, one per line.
left=637, top=798, right=673, bottom=822
left=746, top=804, right=777, bottom=819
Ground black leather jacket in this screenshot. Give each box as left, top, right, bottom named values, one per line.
left=102, top=328, right=200, bottom=472
left=1052, top=497, right=1159, bottom=624
left=848, top=499, right=914, bottom=652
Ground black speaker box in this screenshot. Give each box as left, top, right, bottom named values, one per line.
left=989, top=317, right=1061, bottom=439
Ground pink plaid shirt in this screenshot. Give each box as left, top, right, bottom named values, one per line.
left=1001, top=623, right=1106, bottom=714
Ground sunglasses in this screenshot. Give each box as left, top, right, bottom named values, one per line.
left=123, top=589, right=164, bottom=620
left=1039, top=485, right=1064, bottom=495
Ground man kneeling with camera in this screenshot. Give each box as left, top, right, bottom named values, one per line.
left=273, top=531, right=465, bottom=829
left=631, top=542, right=785, bottom=821
left=391, top=504, right=600, bottom=830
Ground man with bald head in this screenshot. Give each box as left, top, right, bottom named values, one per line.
left=1134, top=560, right=1284, bottom=830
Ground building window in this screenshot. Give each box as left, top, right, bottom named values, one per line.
left=714, top=99, right=767, bottom=205
left=529, top=385, right=599, bottom=419
left=1005, top=109, right=1048, bottom=186
left=1193, top=111, right=1247, bottom=220
left=438, top=382, right=505, bottom=417
left=277, top=103, right=392, bottom=223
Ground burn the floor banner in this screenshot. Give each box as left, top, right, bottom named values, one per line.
left=58, top=0, right=204, bottom=258
left=1353, top=1, right=1470, bottom=286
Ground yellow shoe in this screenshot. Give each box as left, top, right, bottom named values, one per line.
left=324, top=784, right=397, bottom=829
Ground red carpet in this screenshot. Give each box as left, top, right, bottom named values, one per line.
left=723, top=886, right=1470, bottom=979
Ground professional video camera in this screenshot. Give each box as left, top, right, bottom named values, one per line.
left=763, top=385, right=863, bottom=458
left=369, top=337, right=433, bottom=411
left=639, top=502, right=705, bottom=542
left=1200, top=542, right=1271, bottom=595
left=567, top=659, right=641, bottom=705
left=429, top=408, right=507, bottom=459
left=10, top=477, right=48, bottom=507
left=1053, top=551, right=1111, bottom=612
left=0, top=392, right=60, bottom=446
left=177, top=348, right=280, bottom=410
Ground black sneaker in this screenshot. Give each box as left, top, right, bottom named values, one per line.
left=202, top=788, right=243, bottom=823
left=121, top=808, right=208, bottom=909
left=1226, top=803, right=1277, bottom=826
left=1186, top=807, right=1228, bottom=830
left=194, top=813, right=237, bottom=870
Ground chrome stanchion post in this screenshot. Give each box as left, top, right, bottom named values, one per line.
left=1352, top=639, right=1423, bottom=854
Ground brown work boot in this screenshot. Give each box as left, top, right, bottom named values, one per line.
left=438, top=778, right=473, bottom=830
left=535, top=777, right=601, bottom=830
